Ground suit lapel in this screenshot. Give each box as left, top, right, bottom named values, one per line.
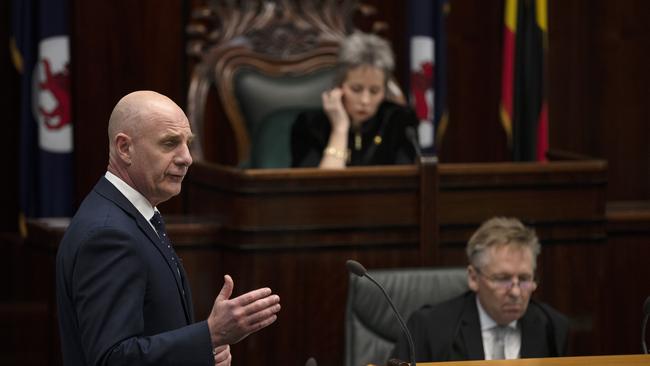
left=134, top=209, right=193, bottom=324
left=454, top=293, right=485, bottom=360
left=175, top=259, right=195, bottom=322
left=94, top=177, right=193, bottom=323
left=519, top=307, right=547, bottom=358
left=178, top=264, right=195, bottom=321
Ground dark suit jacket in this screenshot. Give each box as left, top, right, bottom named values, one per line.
left=291, top=100, right=418, bottom=167
left=56, top=177, right=213, bottom=366
left=392, top=291, right=569, bottom=362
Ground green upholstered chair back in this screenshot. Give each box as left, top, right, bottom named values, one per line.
left=187, top=40, right=340, bottom=167
left=235, top=66, right=336, bottom=168
left=345, top=267, right=468, bottom=366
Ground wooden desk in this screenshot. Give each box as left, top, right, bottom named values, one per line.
left=22, top=159, right=612, bottom=366
left=184, top=158, right=439, bottom=261
left=420, top=354, right=650, bottom=366
left=182, top=159, right=608, bottom=365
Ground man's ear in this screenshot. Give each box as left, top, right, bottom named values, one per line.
left=467, top=265, right=479, bottom=292
left=115, top=133, right=133, bottom=165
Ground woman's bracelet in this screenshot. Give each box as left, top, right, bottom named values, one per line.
left=323, top=146, right=349, bottom=161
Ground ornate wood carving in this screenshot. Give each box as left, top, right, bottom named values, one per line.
left=186, top=0, right=365, bottom=60
left=185, top=0, right=387, bottom=163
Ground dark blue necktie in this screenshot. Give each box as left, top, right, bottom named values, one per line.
left=149, top=211, right=186, bottom=295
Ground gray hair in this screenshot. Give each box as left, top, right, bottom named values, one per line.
left=333, top=32, right=395, bottom=86
left=466, top=217, right=541, bottom=270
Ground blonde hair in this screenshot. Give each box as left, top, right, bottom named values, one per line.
left=466, top=217, right=541, bottom=269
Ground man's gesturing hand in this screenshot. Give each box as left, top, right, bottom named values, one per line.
left=207, top=275, right=281, bottom=346
left=213, top=345, right=231, bottom=366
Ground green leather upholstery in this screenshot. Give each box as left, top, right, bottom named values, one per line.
left=234, top=67, right=336, bottom=168
left=247, top=109, right=301, bottom=169
left=345, top=267, right=468, bottom=366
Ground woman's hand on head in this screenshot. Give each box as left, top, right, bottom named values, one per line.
left=322, top=88, right=350, bottom=133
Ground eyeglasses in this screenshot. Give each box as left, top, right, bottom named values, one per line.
left=474, top=267, right=537, bottom=292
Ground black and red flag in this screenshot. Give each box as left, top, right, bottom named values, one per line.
left=500, top=0, right=548, bottom=161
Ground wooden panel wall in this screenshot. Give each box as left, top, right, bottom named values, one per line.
left=0, top=1, right=647, bottom=216
left=70, top=0, right=189, bottom=212
left=442, top=0, right=509, bottom=162
left=2, top=0, right=650, bottom=364
left=547, top=0, right=650, bottom=201
left=1, top=0, right=645, bottom=208
left=603, top=203, right=650, bottom=355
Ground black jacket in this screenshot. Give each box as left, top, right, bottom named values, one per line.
left=291, top=101, right=419, bottom=167
left=56, top=177, right=213, bottom=365
left=392, top=291, right=569, bottom=363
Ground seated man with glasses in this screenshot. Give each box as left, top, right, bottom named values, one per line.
left=392, top=217, right=569, bottom=362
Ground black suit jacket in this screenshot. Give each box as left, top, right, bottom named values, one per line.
left=392, top=291, right=569, bottom=362
left=56, top=177, right=213, bottom=365
left=290, top=100, right=418, bottom=167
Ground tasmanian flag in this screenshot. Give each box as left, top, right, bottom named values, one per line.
left=500, top=0, right=548, bottom=161
left=11, top=0, right=74, bottom=227
left=408, top=0, right=449, bottom=156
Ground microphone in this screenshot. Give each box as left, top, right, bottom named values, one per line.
left=642, top=296, right=650, bottom=354
left=304, top=356, right=317, bottom=366
left=405, top=126, right=422, bottom=159
left=346, top=260, right=416, bottom=366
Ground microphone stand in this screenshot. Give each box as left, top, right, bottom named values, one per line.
left=642, top=296, right=650, bottom=354
left=347, top=260, right=416, bottom=366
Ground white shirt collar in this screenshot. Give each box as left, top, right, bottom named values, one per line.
left=105, top=171, right=157, bottom=221
left=476, top=295, right=518, bottom=331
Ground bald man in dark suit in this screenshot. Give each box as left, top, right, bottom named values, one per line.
left=56, top=91, right=281, bottom=365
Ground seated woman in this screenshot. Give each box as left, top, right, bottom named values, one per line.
left=291, top=32, right=419, bottom=168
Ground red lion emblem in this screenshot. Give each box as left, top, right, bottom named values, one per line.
left=410, top=61, right=434, bottom=120
left=39, top=59, right=71, bottom=130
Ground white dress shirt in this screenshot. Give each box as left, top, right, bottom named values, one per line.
left=104, top=171, right=158, bottom=230
left=476, top=296, right=522, bottom=360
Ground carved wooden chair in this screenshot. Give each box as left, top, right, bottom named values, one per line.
left=345, top=267, right=468, bottom=366
left=186, top=1, right=349, bottom=168
left=186, top=1, right=404, bottom=168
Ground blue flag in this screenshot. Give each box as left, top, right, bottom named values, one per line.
left=433, top=0, right=449, bottom=153
left=11, top=0, right=74, bottom=222
left=408, top=0, right=449, bottom=156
